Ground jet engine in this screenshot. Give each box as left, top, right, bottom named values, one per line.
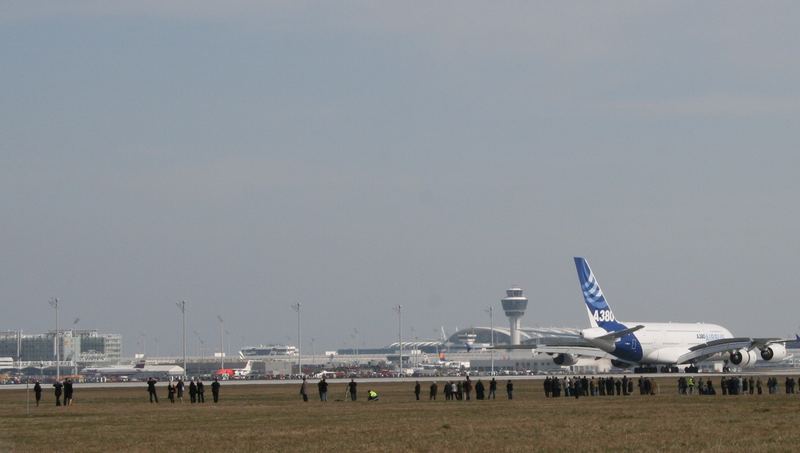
left=729, top=348, right=758, bottom=367
left=552, top=353, right=578, bottom=366
left=760, top=344, right=787, bottom=361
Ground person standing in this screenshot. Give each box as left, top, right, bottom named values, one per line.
left=475, top=380, right=485, bottom=400
left=429, top=382, right=438, bottom=400
left=63, top=379, right=73, bottom=406
left=414, top=381, right=421, bottom=401
left=506, top=380, right=513, bottom=400
left=300, top=377, right=309, bottom=402
left=176, top=379, right=185, bottom=403
left=167, top=382, right=176, bottom=403
left=347, top=379, right=357, bottom=401
left=53, top=380, right=63, bottom=406
left=489, top=378, right=497, bottom=400
left=189, top=379, right=197, bottom=403
left=197, top=380, right=205, bottom=403
left=33, top=381, right=42, bottom=407
left=147, top=377, right=159, bottom=403
left=464, top=377, right=472, bottom=401
left=318, top=377, right=328, bottom=402
left=211, top=378, right=221, bottom=403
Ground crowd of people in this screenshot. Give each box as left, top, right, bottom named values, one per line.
left=29, top=379, right=75, bottom=407
left=542, top=375, right=658, bottom=397
left=298, top=376, right=515, bottom=402
left=25, top=373, right=800, bottom=407
left=146, top=377, right=222, bottom=404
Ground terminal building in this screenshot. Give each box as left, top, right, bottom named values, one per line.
left=0, top=330, right=122, bottom=366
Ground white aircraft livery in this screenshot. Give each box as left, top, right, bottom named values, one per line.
left=508, top=257, right=793, bottom=369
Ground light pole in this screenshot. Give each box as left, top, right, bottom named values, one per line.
left=225, top=329, right=230, bottom=358
left=217, top=315, right=225, bottom=369
left=393, top=305, right=403, bottom=374
left=291, top=302, right=301, bottom=376
left=485, top=306, right=495, bottom=375
left=176, top=301, right=186, bottom=378
left=48, top=298, right=60, bottom=381
left=139, top=331, right=147, bottom=357
left=193, top=330, right=204, bottom=359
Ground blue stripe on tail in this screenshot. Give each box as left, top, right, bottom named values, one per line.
left=574, top=257, right=626, bottom=332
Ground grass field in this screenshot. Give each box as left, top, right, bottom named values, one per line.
left=1, top=378, right=799, bottom=452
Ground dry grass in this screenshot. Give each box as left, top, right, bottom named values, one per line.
left=1, top=378, right=799, bottom=452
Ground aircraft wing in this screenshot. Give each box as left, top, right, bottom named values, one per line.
left=491, top=340, right=619, bottom=361
left=534, top=345, right=619, bottom=361
left=675, top=337, right=789, bottom=364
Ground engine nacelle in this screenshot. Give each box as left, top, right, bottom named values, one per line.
left=760, top=344, right=787, bottom=361
left=552, top=353, right=578, bottom=366
left=611, top=360, right=632, bottom=369
left=729, top=348, right=758, bottom=367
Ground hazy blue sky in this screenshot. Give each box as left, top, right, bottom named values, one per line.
left=2, top=1, right=799, bottom=356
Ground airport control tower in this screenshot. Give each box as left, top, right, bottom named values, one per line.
left=501, top=287, right=528, bottom=345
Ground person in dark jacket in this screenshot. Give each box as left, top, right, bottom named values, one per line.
left=211, top=378, right=221, bottom=403
left=176, top=379, right=185, bottom=403
left=189, top=379, right=197, bottom=403
left=63, top=379, right=74, bottom=406
left=475, top=380, right=485, bottom=400
left=318, top=378, right=328, bottom=402
left=167, top=382, right=176, bottom=403
left=506, top=380, right=514, bottom=400
left=33, top=381, right=42, bottom=406
left=147, top=377, right=159, bottom=403
left=489, top=378, right=497, bottom=399
left=429, top=382, right=438, bottom=400
left=463, top=377, right=472, bottom=401
left=197, top=380, right=205, bottom=403
left=414, top=381, right=421, bottom=400
left=347, top=379, right=357, bottom=401
left=53, top=380, right=63, bottom=406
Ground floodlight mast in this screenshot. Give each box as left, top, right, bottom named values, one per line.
left=48, top=298, right=60, bottom=381
left=217, top=315, right=225, bottom=369
left=176, top=301, right=187, bottom=378
left=393, top=305, right=403, bottom=375
left=486, top=306, right=495, bottom=375
left=291, top=302, right=301, bottom=376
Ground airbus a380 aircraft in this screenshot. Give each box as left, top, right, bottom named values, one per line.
left=505, top=257, right=793, bottom=371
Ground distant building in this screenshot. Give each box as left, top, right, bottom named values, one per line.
left=0, top=330, right=122, bottom=365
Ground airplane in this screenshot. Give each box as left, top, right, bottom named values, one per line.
left=214, top=360, right=253, bottom=379
left=497, top=257, right=793, bottom=372
left=84, top=361, right=184, bottom=378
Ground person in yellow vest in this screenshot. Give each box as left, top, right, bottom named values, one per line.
left=367, top=389, right=379, bottom=401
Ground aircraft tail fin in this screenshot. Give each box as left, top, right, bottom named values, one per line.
left=574, top=257, right=618, bottom=330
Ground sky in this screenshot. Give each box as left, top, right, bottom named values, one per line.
left=2, top=1, right=800, bottom=357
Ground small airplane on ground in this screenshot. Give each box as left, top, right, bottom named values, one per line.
left=214, top=360, right=253, bottom=379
